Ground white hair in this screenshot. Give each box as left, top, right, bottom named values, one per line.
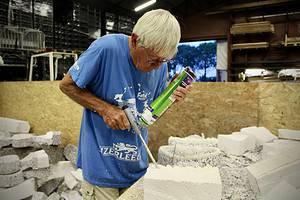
left=132, top=9, right=181, bottom=59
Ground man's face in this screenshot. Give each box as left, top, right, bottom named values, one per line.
left=134, top=46, right=169, bottom=72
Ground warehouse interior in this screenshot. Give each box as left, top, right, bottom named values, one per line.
left=0, top=0, right=300, bottom=200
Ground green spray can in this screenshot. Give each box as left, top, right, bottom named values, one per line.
left=139, top=67, right=196, bottom=126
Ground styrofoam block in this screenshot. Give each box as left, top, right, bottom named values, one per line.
left=218, top=133, right=255, bottom=155
left=64, top=172, right=79, bottom=190
left=0, top=131, right=10, bottom=138
left=50, top=161, right=76, bottom=178
left=144, top=165, right=222, bottom=200
left=0, top=131, right=11, bottom=148
left=70, top=168, right=83, bottom=182
left=33, top=131, right=61, bottom=146
left=0, top=170, right=24, bottom=188
left=21, top=150, right=49, bottom=170
left=11, top=133, right=34, bottom=148
left=0, top=137, right=11, bottom=148
left=246, top=152, right=300, bottom=196
left=23, top=168, right=51, bottom=179
left=47, top=131, right=61, bottom=145
left=232, top=131, right=256, bottom=150
left=262, top=139, right=300, bottom=160
left=37, top=161, right=76, bottom=187
left=284, top=169, right=300, bottom=189
left=38, top=177, right=64, bottom=196
left=63, top=144, right=78, bottom=165
left=47, top=192, right=60, bottom=200
left=0, top=178, right=36, bottom=200
left=240, top=126, right=277, bottom=145
left=32, top=191, right=48, bottom=200
left=0, top=155, right=21, bottom=175
left=168, top=135, right=217, bottom=147
left=278, top=129, right=300, bottom=140
left=158, top=145, right=221, bottom=167
left=61, top=190, right=82, bottom=200
left=0, top=117, right=30, bottom=133
left=263, top=181, right=300, bottom=200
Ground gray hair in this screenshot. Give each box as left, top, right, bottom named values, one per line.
left=132, top=9, right=181, bottom=59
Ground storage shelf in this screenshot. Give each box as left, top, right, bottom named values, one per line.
left=232, top=42, right=269, bottom=50
left=230, top=21, right=275, bottom=35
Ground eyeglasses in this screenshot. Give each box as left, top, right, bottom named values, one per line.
left=141, top=46, right=171, bottom=65
left=147, top=58, right=170, bottom=65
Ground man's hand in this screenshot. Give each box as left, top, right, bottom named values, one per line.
left=100, top=104, right=131, bottom=130
left=60, top=74, right=130, bottom=131
left=172, top=85, right=192, bottom=102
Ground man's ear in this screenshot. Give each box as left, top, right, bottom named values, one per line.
left=131, top=33, right=138, bottom=49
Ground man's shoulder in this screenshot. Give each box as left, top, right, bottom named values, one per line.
left=90, top=34, right=127, bottom=52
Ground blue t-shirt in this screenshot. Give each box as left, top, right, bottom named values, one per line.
left=68, top=34, right=167, bottom=188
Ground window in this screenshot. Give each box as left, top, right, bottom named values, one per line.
left=168, top=40, right=217, bottom=82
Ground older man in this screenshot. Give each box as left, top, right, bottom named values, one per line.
left=59, top=9, right=190, bottom=200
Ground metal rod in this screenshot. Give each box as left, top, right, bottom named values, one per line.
left=124, top=107, right=158, bottom=168
left=138, top=133, right=158, bottom=168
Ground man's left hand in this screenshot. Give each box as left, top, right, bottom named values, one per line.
left=172, top=85, right=193, bottom=103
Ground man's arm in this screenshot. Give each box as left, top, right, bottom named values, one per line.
left=59, top=74, right=130, bottom=130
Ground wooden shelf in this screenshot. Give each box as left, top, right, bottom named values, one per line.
left=232, top=60, right=300, bottom=65
left=231, top=42, right=269, bottom=50
left=230, top=21, right=275, bottom=35
left=283, top=34, right=300, bottom=47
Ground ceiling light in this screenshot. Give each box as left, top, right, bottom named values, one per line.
left=134, top=0, right=156, bottom=12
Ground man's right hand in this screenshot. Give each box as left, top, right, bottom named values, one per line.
left=100, top=104, right=131, bottom=130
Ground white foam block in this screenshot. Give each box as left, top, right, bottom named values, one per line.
left=33, top=131, right=61, bottom=146
left=262, top=139, right=300, bottom=160
left=246, top=152, right=300, bottom=196
left=70, top=168, right=83, bottom=182
left=232, top=132, right=256, bottom=150
left=21, top=150, right=49, bottom=170
left=263, top=181, right=300, bottom=200
left=144, top=165, right=222, bottom=200
left=37, top=161, right=76, bottom=187
left=0, top=178, right=36, bottom=200
left=218, top=133, right=255, bottom=155
left=11, top=133, right=34, bottom=148
left=64, top=172, right=79, bottom=189
left=240, top=126, right=277, bottom=145
left=278, top=129, right=300, bottom=140
left=0, top=117, right=30, bottom=133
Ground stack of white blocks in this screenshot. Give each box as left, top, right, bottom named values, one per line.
left=243, top=128, right=300, bottom=199
left=0, top=150, right=51, bottom=200
left=240, top=126, right=277, bottom=146
left=0, top=117, right=30, bottom=133
left=218, top=132, right=255, bottom=155
left=217, top=126, right=278, bottom=156
left=278, top=129, right=300, bottom=140
left=263, top=181, right=300, bottom=200
left=262, top=139, right=300, bottom=160
left=144, top=165, right=222, bottom=200
left=0, top=151, right=50, bottom=199
left=0, top=117, right=66, bottom=199
left=246, top=151, right=300, bottom=197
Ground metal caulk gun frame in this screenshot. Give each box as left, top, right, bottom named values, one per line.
left=123, top=107, right=158, bottom=168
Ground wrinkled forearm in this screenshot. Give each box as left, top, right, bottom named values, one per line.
left=59, top=74, right=110, bottom=116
